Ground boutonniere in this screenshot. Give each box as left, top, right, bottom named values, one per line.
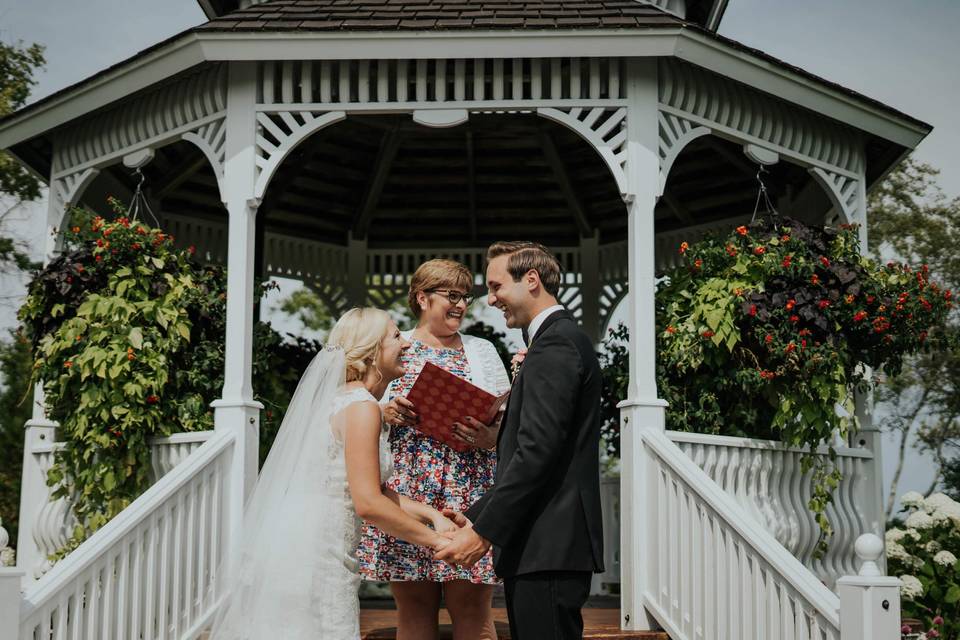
left=510, top=347, right=528, bottom=380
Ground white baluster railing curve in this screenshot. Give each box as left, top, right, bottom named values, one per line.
left=27, top=431, right=214, bottom=578
left=19, top=430, right=233, bottom=640
left=667, top=430, right=872, bottom=588
left=642, top=429, right=841, bottom=640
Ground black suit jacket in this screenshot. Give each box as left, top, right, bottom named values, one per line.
left=466, top=310, right=604, bottom=578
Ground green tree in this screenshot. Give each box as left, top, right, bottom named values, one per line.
left=868, top=158, right=960, bottom=517
left=1, top=40, right=46, bottom=271
left=0, top=330, right=33, bottom=548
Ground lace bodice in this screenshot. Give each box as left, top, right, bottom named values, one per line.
left=330, top=385, right=394, bottom=485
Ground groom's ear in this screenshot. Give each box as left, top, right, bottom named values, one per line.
left=524, top=268, right=542, bottom=293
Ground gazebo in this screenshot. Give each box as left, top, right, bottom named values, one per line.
left=0, top=1, right=931, bottom=638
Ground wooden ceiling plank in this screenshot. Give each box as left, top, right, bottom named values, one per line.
left=352, top=124, right=402, bottom=239
left=537, top=130, right=593, bottom=238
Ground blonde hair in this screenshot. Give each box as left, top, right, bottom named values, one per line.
left=327, top=307, right=393, bottom=383
left=407, top=259, right=474, bottom=317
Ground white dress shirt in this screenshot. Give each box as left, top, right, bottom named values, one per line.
left=526, top=304, right=565, bottom=345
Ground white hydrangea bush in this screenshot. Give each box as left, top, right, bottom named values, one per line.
left=888, top=492, right=960, bottom=639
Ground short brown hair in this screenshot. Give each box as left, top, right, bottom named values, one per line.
left=486, top=241, right=562, bottom=297
left=408, top=259, right=474, bottom=317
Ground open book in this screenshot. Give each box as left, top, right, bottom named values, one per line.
left=404, top=361, right=510, bottom=452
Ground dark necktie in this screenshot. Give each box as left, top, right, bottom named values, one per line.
left=521, top=327, right=530, bottom=347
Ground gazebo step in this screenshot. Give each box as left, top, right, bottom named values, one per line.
left=360, top=608, right=668, bottom=639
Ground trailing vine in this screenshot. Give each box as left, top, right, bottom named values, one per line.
left=597, top=216, right=953, bottom=553
left=655, top=215, right=952, bottom=552
left=19, top=201, right=317, bottom=554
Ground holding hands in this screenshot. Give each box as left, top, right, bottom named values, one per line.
left=433, top=509, right=491, bottom=568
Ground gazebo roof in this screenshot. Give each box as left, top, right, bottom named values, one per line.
left=196, top=0, right=729, bottom=31
left=195, top=0, right=687, bottom=32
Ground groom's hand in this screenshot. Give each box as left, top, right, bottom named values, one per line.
left=433, top=524, right=490, bottom=567
left=441, top=509, right=471, bottom=528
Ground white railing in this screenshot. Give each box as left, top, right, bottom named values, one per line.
left=17, top=430, right=233, bottom=640
left=24, top=431, right=214, bottom=579
left=641, top=429, right=843, bottom=640
left=667, top=431, right=872, bottom=588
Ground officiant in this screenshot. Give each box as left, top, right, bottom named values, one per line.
left=358, top=259, right=511, bottom=640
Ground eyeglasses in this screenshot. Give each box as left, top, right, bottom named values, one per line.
left=425, top=289, right=475, bottom=306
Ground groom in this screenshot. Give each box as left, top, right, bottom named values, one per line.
left=436, top=241, right=604, bottom=639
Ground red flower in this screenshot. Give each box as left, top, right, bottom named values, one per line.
left=919, top=331, right=928, bottom=343
left=866, top=295, right=876, bottom=304
left=798, top=328, right=812, bottom=336
left=64, top=361, right=73, bottom=368
left=726, top=244, right=738, bottom=257
left=733, top=288, right=744, bottom=298
left=694, top=258, right=703, bottom=269
left=819, top=256, right=830, bottom=268
left=96, top=239, right=104, bottom=247
left=844, top=294, right=855, bottom=304
left=784, top=342, right=796, bottom=353
left=71, top=226, right=80, bottom=233
left=781, top=235, right=790, bottom=243
left=76, top=265, right=84, bottom=273
left=801, top=339, right=807, bottom=350
left=853, top=310, right=868, bottom=322
left=789, top=315, right=799, bottom=323
left=679, top=241, right=689, bottom=254
left=131, top=243, right=141, bottom=250
left=95, top=255, right=102, bottom=262
left=701, top=330, right=715, bottom=339
left=759, top=370, right=776, bottom=380
left=785, top=299, right=796, bottom=310
left=753, top=246, right=766, bottom=256
left=946, top=290, right=953, bottom=301
left=817, top=300, right=830, bottom=310
left=146, top=395, right=160, bottom=404
left=665, top=326, right=676, bottom=334
left=748, top=304, right=757, bottom=317
left=736, top=225, right=748, bottom=236
left=920, top=297, right=933, bottom=311
left=810, top=274, right=820, bottom=285
left=781, top=255, right=792, bottom=268
left=103, top=228, right=114, bottom=237
left=765, top=334, right=773, bottom=344
left=188, top=245, right=197, bottom=255
left=66, top=276, right=73, bottom=283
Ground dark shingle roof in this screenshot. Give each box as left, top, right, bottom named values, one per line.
left=194, top=0, right=688, bottom=32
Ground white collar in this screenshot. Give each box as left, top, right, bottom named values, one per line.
left=526, top=304, right=565, bottom=345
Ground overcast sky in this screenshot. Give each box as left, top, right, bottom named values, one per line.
left=1, top=0, right=956, bottom=506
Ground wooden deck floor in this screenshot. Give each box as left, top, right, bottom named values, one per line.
left=360, top=608, right=668, bottom=639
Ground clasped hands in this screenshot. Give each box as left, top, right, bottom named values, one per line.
left=430, top=509, right=491, bottom=568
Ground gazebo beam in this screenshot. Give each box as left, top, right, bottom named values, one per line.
left=352, top=124, right=401, bottom=239
left=154, top=154, right=210, bottom=200
left=538, top=129, right=593, bottom=238
left=661, top=189, right=694, bottom=225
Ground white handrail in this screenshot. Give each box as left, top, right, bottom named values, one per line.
left=667, top=430, right=872, bottom=587
left=642, top=429, right=840, bottom=638
left=21, top=431, right=234, bottom=638
left=666, top=430, right=873, bottom=459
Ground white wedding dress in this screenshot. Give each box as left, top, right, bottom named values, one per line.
left=210, top=349, right=393, bottom=640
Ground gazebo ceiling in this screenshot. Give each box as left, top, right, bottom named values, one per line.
left=84, top=112, right=816, bottom=250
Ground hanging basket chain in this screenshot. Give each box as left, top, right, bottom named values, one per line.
left=750, top=165, right=779, bottom=223
left=128, top=167, right=161, bottom=228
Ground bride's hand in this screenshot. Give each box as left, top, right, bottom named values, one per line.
left=431, top=533, right=454, bottom=551
left=430, top=510, right=459, bottom=535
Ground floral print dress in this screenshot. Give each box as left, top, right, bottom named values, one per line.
left=357, top=338, right=499, bottom=584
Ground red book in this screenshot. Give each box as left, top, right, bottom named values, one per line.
left=404, top=361, right=510, bottom=452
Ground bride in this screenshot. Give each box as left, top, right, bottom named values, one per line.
left=211, top=308, right=457, bottom=639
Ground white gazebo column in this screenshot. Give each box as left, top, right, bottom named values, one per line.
left=618, top=58, right=668, bottom=632
left=210, top=62, right=262, bottom=560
